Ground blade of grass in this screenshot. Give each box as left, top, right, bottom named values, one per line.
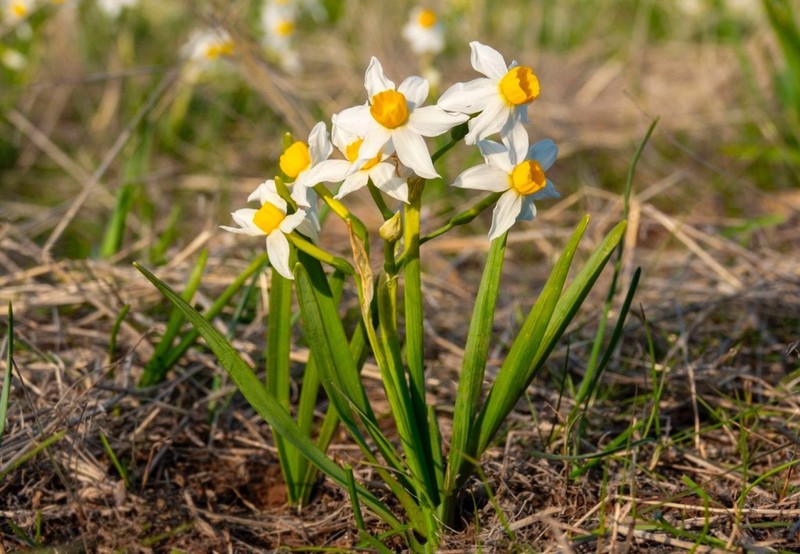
left=1, top=303, right=13, bottom=443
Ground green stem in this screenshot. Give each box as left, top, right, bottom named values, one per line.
left=313, top=184, right=369, bottom=248
left=420, top=192, right=502, bottom=245
left=367, top=180, right=394, bottom=220
left=286, top=233, right=355, bottom=275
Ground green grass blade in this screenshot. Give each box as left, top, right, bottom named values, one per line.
left=99, top=430, right=130, bottom=489
left=1, top=303, right=13, bottom=443
left=473, top=215, right=591, bottom=459
left=444, top=232, right=506, bottom=511
left=134, top=262, right=403, bottom=530
left=139, top=249, right=208, bottom=387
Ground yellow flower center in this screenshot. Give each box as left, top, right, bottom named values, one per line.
left=280, top=141, right=311, bottom=179
left=498, top=66, right=540, bottom=106
left=276, top=20, right=295, bottom=37
left=205, top=40, right=234, bottom=60
left=370, top=90, right=409, bottom=129
left=509, top=160, right=546, bottom=196
left=417, top=9, right=437, bottom=28
left=252, top=202, right=286, bottom=235
left=11, top=1, right=27, bottom=17
left=345, top=139, right=382, bottom=170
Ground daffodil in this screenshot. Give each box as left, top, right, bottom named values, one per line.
left=183, top=28, right=235, bottom=64
left=453, top=135, right=559, bottom=240
left=305, top=119, right=409, bottom=203
left=438, top=41, right=540, bottom=149
left=402, top=7, right=445, bottom=56
left=334, top=57, right=468, bottom=179
left=3, top=0, right=34, bottom=22
left=220, top=180, right=316, bottom=280
left=279, top=121, right=333, bottom=209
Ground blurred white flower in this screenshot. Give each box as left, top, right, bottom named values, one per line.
left=334, top=57, right=468, bottom=179
left=261, top=1, right=301, bottom=71
left=2, top=0, right=34, bottom=22
left=182, top=28, right=234, bottom=64
left=220, top=180, right=315, bottom=280
left=95, top=0, right=138, bottom=18
left=438, top=41, right=540, bottom=149
left=453, top=135, right=559, bottom=240
left=402, top=7, right=444, bottom=56
left=307, top=120, right=409, bottom=203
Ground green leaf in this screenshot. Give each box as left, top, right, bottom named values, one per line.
left=1, top=303, right=13, bottom=444
left=134, top=262, right=402, bottom=531
left=443, top=232, right=506, bottom=517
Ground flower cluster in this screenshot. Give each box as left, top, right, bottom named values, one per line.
left=223, top=42, right=559, bottom=276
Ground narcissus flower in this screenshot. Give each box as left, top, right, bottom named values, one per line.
left=183, top=28, right=235, bottom=63
left=96, top=0, right=138, bottom=18
left=279, top=121, right=333, bottom=208
left=334, top=57, right=468, bottom=179
left=453, top=135, right=559, bottom=240
left=3, top=0, right=34, bottom=21
left=220, top=180, right=316, bottom=280
left=438, top=41, right=540, bottom=148
left=305, top=120, right=409, bottom=203
left=402, top=7, right=445, bottom=56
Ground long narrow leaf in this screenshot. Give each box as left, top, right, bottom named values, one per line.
left=473, top=216, right=591, bottom=460
left=134, top=262, right=402, bottom=530
left=444, top=232, right=506, bottom=511
left=0, top=304, right=13, bottom=443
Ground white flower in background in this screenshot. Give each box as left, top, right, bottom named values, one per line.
left=279, top=121, right=333, bottom=208
left=221, top=180, right=315, bottom=280
left=3, top=0, right=34, bottom=22
left=1, top=46, right=26, bottom=70
left=453, top=135, right=559, bottom=240
left=182, top=28, right=234, bottom=64
left=438, top=41, right=540, bottom=149
left=260, top=1, right=301, bottom=72
left=334, top=57, right=468, bottom=179
left=402, top=7, right=445, bottom=56
left=306, top=119, right=409, bottom=203
left=95, top=0, right=138, bottom=18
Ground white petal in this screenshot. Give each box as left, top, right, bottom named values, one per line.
left=408, top=106, right=469, bottom=137
left=398, top=76, right=429, bottom=109
left=356, top=127, right=392, bottom=164
left=532, top=179, right=560, bottom=200
left=453, top=164, right=509, bottom=192
left=303, top=159, right=350, bottom=186
left=438, top=78, right=497, bottom=113
left=365, top=56, right=395, bottom=97
left=391, top=126, right=438, bottom=179
left=247, top=180, right=284, bottom=207
left=335, top=172, right=369, bottom=199
left=470, top=41, right=509, bottom=81
left=291, top=183, right=312, bottom=207
left=221, top=209, right=264, bottom=236
left=476, top=140, right=514, bottom=173
left=331, top=119, right=357, bottom=153
left=308, top=121, right=332, bottom=164
left=280, top=209, right=307, bottom=233
left=528, top=139, right=558, bottom=171
left=501, top=123, right=529, bottom=165
left=488, top=190, right=522, bottom=240
left=334, top=105, right=374, bottom=135
left=295, top=218, right=319, bottom=242
left=465, top=97, right=510, bottom=144
left=369, top=162, right=408, bottom=203
left=266, top=231, right=294, bottom=280
left=517, top=196, right=537, bottom=221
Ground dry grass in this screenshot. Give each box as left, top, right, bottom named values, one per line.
left=2, top=1, right=800, bottom=551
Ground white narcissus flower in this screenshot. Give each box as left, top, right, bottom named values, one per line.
left=220, top=180, right=316, bottom=280
left=307, top=119, right=409, bottom=203
left=334, top=57, right=468, bottom=179
left=3, top=0, right=34, bottom=21
left=279, top=121, right=332, bottom=208
left=183, top=28, right=235, bottom=64
left=402, top=7, right=445, bottom=56
left=96, top=0, right=138, bottom=18
left=438, top=41, right=540, bottom=149
left=453, top=135, right=559, bottom=240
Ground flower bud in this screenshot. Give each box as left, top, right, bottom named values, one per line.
left=379, top=211, right=403, bottom=242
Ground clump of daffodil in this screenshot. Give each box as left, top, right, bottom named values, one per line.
left=304, top=120, right=409, bottom=203
left=220, top=180, right=316, bottom=280
left=438, top=41, right=540, bottom=149
left=334, top=57, right=468, bottom=179
left=453, top=135, right=559, bottom=239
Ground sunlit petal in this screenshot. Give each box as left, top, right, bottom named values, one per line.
left=266, top=231, right=294, bottom=280
left=365, top=56, right=395, bottom=97
left=470, top=41, right=509, bottom=80
left=398, top=76, right=429, bottom=109
left=488, top=190, right=522, bottom=240
left=392, top=126, right=438, bottom=178
left=453, top=164, right=509, bottom=192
